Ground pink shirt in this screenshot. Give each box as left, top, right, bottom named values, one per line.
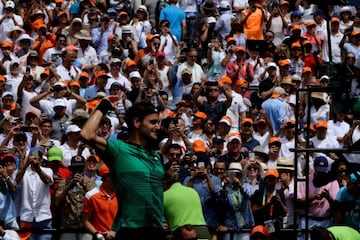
left=297, top=173, right=339, bottom=218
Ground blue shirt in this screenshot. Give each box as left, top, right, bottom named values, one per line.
left=261, top=97, right=286, bottom=133
left=91, top=27, right=113, bottom=54
left=83, top=85, right=110, bottom=101
left=336, top=186, right=360, bottom=229
left=160, top=4, right=185, bottom=41
left=183, top=174, right=222, bottom=228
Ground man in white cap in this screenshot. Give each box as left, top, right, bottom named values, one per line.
left=30, top=81, right=87, bottom=117
left=0, top=1, right=23, bottom=40
left=59, top=124, right=91, bottom=167
left=106, top=58, right=132, bottom=92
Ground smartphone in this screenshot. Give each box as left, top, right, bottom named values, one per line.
left=149, top=59, right=154, bottom=65
left=20, top=126, right=33, bottom=132
left=198, top=162, right=205, bottom=168
left=26, top=65, right=31, bottom=73
left=42, top=29, right=47, bottom=36
left=249, top=152, right=255, bottom=162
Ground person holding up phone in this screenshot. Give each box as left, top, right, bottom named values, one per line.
left=183, top=158, right=222, bottom=239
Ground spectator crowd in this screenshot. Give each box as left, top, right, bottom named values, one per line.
left=0, top=0, right=360, bottom=239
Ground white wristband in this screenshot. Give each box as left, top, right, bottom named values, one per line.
left=96, top=233, right=104, bottom=239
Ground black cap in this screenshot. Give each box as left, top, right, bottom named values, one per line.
left=70, top=155, right=85, bottom=167
left=213, top=136, right=225, bottom=144
left=101, top=14, right=110, bottom=21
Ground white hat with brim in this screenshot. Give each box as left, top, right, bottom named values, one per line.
left=15, top=34, right=35, bottom=47
left=74, top=29, right=92, bottom=40
left=7, top=26, right=25, bottom=38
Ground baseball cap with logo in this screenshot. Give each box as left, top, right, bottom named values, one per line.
left=71, top=155, right=85, bottom=167
left=314, top=156, right=329, bottom=173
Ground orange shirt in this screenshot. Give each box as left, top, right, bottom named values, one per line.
left=83, top=185, right=118, bottom=233
left=242, top=8, right=264, bottom=40
left=32, top=35, right=56, bottom=63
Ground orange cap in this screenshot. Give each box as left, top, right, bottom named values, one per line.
left=95, top=70, right=110, bottom=79
left=304, top=123, right=315, bottom=131
left=241, top=118, right=253, bottom=125
left=58, top=11, right=67, bottom=17
left=193, top=139, right=206, bottom=153
left=66, top=45, right=80, bottom=51
left=99, top=163, right=110, bottom=177
left=292, top=24, right=302, bottom=31
left=219, top=115, right=232, bottom=126
left=278, top=59, right=290, bottom=67
left=235, top=46, right=245, bottom=52
left=119, top=11, right=128, bottom=17
left=316, top=119, right=328, bottom=129
left=351, top=30, right=360, bottom=37
left=146, top=34, right=154, bottom=42
left=306, top=21, right=316, bottom=28
left=265, top=169, right=279, bottom=178
left=218, top=76, right=232, bottom=84
left=194, top=111, right=207, bottom=120
left=302, top=66, right=312, bottom=73
left=86, top=154, right=100, bottom=163
left=303, top=40, right=311, bottom=46
left=69, top=81, right=80, bottom=88
left=269, top=136, right=281, bottom=145
left=331, top=17, right=340, bottom=23
left=251, top=225, right=270, bottom=237
left=55, top=0, right=63, bottom=3
left=80, top=72, right=89, bottom=79
left=40, top=69, right=50, bottom=76
left=228, top=132, right=242, bottom=142
left=126, top=59, right=137, bottom=68
left=1, top=41, right=13, bottom=48
left=0, top=75, right=5, bottom=82
left=258, top=117, right=266, bottom=124
left=280, top=0, right=289, bottom=5
left=291, top=41, right=301, bottom=49
left=226, top=37, right=236, bottom=43
left=236, top=79, right=248, bottom=87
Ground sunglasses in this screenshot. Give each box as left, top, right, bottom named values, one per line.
left=169, top=153, right=181, bottom=158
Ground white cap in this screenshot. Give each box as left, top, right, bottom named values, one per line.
left=219, top=1, right=230, bottom=10
left=5, top=1, right=15, bottom=9
left=54, top=81, right=66, bottom=87
left=2, top=91, right=13, bottom=98
left=291, top=74, right=301, bottom=82
left=273, top=86, right=287, bottom=95
left=228, top=132, right=241, bottom=143
left=207, top=17, right=216, bottom=24
left=219, top=117, right=231, bottom=126
left=122, top=25, right=132, bottom=34
left=266, top=62, right=277, bottom=69
left=129, top=71, right=141, bottom=79
left=65, top=124, right=81, bottom=135
left=53, top=99, right=67, bottom=108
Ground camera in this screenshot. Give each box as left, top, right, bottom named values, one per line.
left=20, top=126, right=33, bottom=132
left=53, top=85, right=64, bottom=92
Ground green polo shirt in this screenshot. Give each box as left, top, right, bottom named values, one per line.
left=164, top=182, right=206, bottom=232
left=104, top=139, right=164, bottom=230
